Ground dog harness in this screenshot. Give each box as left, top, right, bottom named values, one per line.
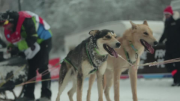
left=63, top=37, right=108, bottom=74
left=63, top=58, right=78, bottom=70
left=123, top=41, right=138, bottom=64
left=86, top=37, right=108, bottom=70
left=63, top=55, right=97, bottom=74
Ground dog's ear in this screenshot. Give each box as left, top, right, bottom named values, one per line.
left=130, top=21, right=137, bottom=29
left=111, top=30, right=114, bottom=33
left=89, top=30, right=100, bottom=36
left=143, top=20, right=149, bottom=26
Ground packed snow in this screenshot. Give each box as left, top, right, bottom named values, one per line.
left=4, top=78, right=180, bottom=101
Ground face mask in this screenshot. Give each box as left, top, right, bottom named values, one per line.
left=165, top=17, right=171, bottom=22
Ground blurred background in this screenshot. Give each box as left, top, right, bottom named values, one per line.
left=0, top=0, right=173, bottom=57
left=1, top=0, right=178, bottom=75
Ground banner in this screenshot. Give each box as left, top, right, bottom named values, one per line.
left=139, top=44, right=167, bottom=73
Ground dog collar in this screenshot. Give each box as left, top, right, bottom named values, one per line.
left=94, top=48, right=105, bottom=56
left=129, top=41, right=138, bottom=52
left=123, top=48, right=137, bottom=64
left=123, top=41, right=138, bottom=64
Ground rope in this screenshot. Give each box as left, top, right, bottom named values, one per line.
left=2, top=54, right=180, bottom=88
left=118, top=54, right=133, bottom=66
left=24, top=69, right=49, bottom=84
left=118, top=54, right=180, bottom=68
left=16, top=56, right=180, bottom=87
left=0, top=62, right=60, bottom=89
left=16, top=78, right=59, bottom=87
left=17, top=62, right=60, bottom=86
left=4, top=56, right=180, bottom=88
left=138, top=58, right=180, bottom=67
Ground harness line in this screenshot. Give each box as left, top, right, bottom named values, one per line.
left=2, top=55, right=180, bottom=88
left=1, top=57, right=179, bottom=87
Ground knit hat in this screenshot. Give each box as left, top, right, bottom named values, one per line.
left=0, top=13, right=8, bottom=26
left=164, top=6, right=173, bottom=15
left=0, top=10, right=19, bottom=25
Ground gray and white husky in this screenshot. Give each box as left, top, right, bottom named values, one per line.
left=56, top=29, right=120, bottom=101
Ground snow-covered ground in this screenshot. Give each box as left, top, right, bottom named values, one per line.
left=5, top=78, right=180, bottom=101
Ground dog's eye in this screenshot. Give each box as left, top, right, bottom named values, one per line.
left=105, top=36, right=111, bottom=39
left=144, top=32, right=148, bottom=35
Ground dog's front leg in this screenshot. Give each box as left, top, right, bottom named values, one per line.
left=96, top=71, right=104, bottom=101
left=129, top=59, right=140, bottom=101
left=129, top=67, right=138, bottom=101
left=114, top=70, right=122, bottom=101
left=104, top=70, right=113, bottom=101
left=77, top=73, right=84, bottom=101
left=87, top=73, right=96, bottom=101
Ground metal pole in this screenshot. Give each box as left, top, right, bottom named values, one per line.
left=18, top=0, right=21, bottom=11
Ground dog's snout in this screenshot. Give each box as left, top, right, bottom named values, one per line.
left=116, top=42, right=121, bottom=48
left=153, top=41, right=158, bottom=46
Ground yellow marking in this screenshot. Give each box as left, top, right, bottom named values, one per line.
left=4, top=20, right=9, bottom=25
left=32, top=34, right=38, bottom=37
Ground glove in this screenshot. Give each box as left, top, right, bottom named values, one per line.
left=24, top=42, right=40, bottom=59
left=3, top=51, right=11, bottom=59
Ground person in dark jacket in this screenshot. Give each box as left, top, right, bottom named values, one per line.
left=0, top=10, right=52, bottom=101
left=159, top=6, right=180, bottom=86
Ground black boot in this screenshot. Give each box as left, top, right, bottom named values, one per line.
left=171, top=73, right=178, bottom=86
left=15, top=97, right=35, bottom=101
left=171, top=83, right=178, bottom=86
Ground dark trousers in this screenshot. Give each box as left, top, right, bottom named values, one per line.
left=165, top=51, right=180, bottom=83
left=23, top=38, right=52, bottom=99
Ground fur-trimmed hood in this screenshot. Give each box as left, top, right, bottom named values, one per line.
left=172, top=11, right=180, bottom=20
left=163, top=11, right=180, bottom=21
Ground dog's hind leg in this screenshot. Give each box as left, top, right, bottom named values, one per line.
left=104, top=70, right=113, bottom=101
left=87, top=73, right=96, bottom=101
left=68, top=76, right=77, bottom=101
left=77, top=73, right=84, bottom=101
left=56, top=62, right=72, bottom=101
